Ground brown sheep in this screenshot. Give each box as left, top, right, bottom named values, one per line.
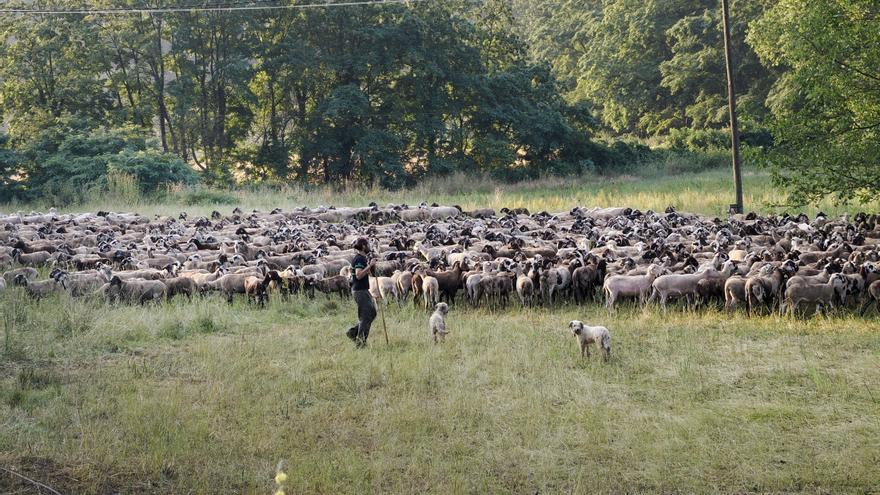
left=11, top=248, right=52, bottom=266
left=426, top=261, right=466, bottom=304
left=105, top=276, right=167, bottom=304
left=17, top=273, right=68, bottom=299
left=314, top=275, right=351, bottom=298
left=4, top=267, right=39, bottom=285
left=165, top=276, right=198, bottom=301
left=865, top=280, right=880, bottom=315
left=411, top=272, right=425, bottom=308
left=244, top=275, right=269, bottom=307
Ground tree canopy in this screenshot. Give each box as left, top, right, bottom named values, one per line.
left=0, top=0, right=604, bottom=199
left=748, top=0, right=880, bottom=205
left=0, top=0, right=878, bottom=204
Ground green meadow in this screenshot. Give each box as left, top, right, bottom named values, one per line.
left=2, top=166, right=880, bottom=493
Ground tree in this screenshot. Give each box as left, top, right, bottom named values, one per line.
left=511, top=0, right=775, bottom=136
left=0, top=0, right=610, bottom=195
left=0, top=134, right=23, bottom=202
left=749, top=0, right=880, bottom=204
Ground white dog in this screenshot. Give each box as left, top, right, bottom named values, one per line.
left=429, top=302, right=449, bottom=343
left=568, top=320, right=611, bottom=360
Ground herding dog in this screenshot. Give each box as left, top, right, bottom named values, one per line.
left=568, top=320, right=611, bottom=360
left=429, top=302, right=449, bottom=343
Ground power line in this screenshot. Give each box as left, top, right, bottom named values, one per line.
left=0, top=0, right=427, bottom=15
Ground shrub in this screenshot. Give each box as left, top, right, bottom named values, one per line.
left=107, top=148, right=199, bottom=192
left=8, top=120, right=200, bottom=204
left=0, top=133, right=24, bottom=203
left=666, top=128, right=730, bottom=152
left=603, top=140, right=652, bottom=169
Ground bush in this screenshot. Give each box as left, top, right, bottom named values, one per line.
left=666, top=128, right=730, bottom=152
left=107, top=148, right=199, bottom=192
left=598, top=140, right=652, bottom=170
left=0, top=133, right=24, bottom=202
left=8, top=120, right=200, bottom=205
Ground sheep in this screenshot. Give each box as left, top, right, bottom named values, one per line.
left=244, top=274, right=274, bottom=307
left=464, top=269, right=485, bottom=306
left=18, top=273, right=68, bottom=299
left=477, top=274, right=499, bottom=308
left=58, top=268, right=112, bottom=297
left=422, top=275, right=440, bottom=311
left=649, top=267, right=724, bottom=310
left=496, top=272, right=515, bottom=307
left=11, top=248, right=52, bottom=266
left=104, top=276, right=167, bottom=304
left=568, top=320, right=611, bottom=361
left=299, top=263, right=327, bottom=279
left=205, top=273, right=257, bottom=303
left=515, top=266, right=534, bottom=307
left=4, top=267, right=38, bottom=286
left=105, top=268, right=166, bottom=281
left=5, top=203, right=880, bottom=319
left=71, top=254, right=106, bottom=271
left=865, top=280, right=880, bottom=315
left=602, top=264, right=665, bottom=310
left=320, top=258, right=352, bottom=277
left=780, top=274, right=848, bottom=317
left=411, top=271, right=425, bottom=308
left=391, top=269, right=412, bottom=301
left=837, top=264, right=874, bottom=307
left=426, top=261, right=466, bottom=304
left=165, top=276, right=198, bottom=301
left=314, top=275, right=350, bottom=298
left=744, top=261, right=797, bottom=316
left=723, top=276, right=748, bottom=313
left=537, top=263, right=561, bottom=305
left=571, top=259, right=606, bottom=303
left=696, top=276, right=726, bottom=307
left=375, top=276, right=400, bottom=306
left=429, top=302, right=449, bottom=344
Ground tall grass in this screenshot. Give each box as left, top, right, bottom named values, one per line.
left=103, top=170, right=142, bottom=206
left=1, top=289, right=879, bottom=493
left=5, top=161, right=880, bottom=219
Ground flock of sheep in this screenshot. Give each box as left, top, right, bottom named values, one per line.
left=1, top=203, right=879, bottom=319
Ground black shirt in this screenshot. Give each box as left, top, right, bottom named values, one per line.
left=351, top=253, right=370, bottom=291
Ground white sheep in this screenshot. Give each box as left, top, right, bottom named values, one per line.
left=422, top=275, right=439, bottom=311
left=603, top=264, right=665, bottom=309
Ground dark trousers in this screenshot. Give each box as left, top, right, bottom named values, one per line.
left=349, top=289, right=377, bottom=342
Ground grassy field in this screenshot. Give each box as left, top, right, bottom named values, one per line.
left=4, top=165, right=880, bottom=218
left=2, top=292, right=879, bottom=494
left=2, top=167, right=880, bottom=493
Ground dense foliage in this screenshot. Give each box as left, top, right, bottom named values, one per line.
left=511, top=0, right=778, bottom=136
left=748, top=0, right=880, bottom=205
left=0, top=0, right=605, bottom=199
left=0, top=0, right=877, bottom=203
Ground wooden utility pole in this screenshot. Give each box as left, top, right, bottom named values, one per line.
left=721, top=0, right=744, bottom=214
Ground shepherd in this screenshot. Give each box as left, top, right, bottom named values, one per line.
left=346, top=237, right=377, bottom=348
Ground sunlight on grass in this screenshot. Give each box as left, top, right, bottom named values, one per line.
left=4, top=167, right=879, bottom=219
left=1, top=291, right=879, bottom=493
